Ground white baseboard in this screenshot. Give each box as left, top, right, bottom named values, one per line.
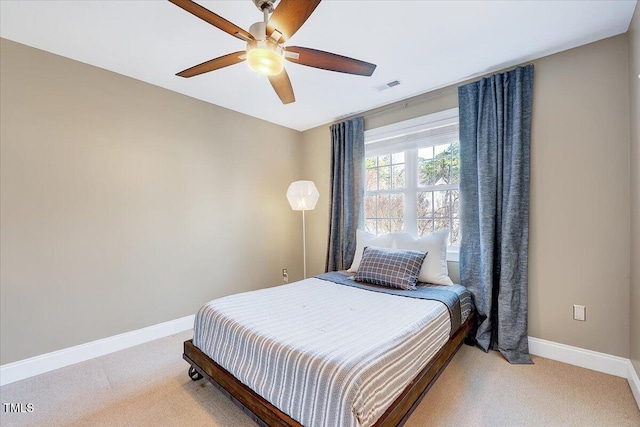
left=628, top=360, right=640, bottom=410
left=528, top=336, right=640, bottom=410
left=528, top=336, right=629, bottom=378
left=1, top=321, right=638, bottom=411
left=0, top=314, right=195, bottom=386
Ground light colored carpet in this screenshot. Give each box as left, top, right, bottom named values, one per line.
left=1, top=330, right=638, bottom=427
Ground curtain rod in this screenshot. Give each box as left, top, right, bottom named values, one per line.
left=334, top=85, right=458, bottom=124
left=332, top=62, right=535, bottom=126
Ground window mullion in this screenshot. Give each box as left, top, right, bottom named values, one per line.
left=417, top=183, right=458, bottom=192
left=405, top=149, right=418, bottom=236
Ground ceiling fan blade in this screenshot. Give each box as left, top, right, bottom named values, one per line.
left=285, top=47, right=376, bottom=76
left=266, top=0, right=321, bottom=43
left=176, top=51, right=246, bottom=77
left=268, top=69, right=295, bottom=104
left=168, top=0, right=253, bottom=41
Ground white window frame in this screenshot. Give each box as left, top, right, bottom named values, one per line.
left=364, top=108, right=460, bottom=261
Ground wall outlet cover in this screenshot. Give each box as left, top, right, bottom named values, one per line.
left=573, top=304, right=586, bottom=321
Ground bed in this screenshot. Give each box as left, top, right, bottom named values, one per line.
left=183, top=269, right=474, bottom=427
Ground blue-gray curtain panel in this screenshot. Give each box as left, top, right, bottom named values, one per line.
left=326, top=117, right=365, bottom=272
left=458, top=64, right=534, bottom=364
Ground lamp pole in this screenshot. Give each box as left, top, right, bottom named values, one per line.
left=302, top=209, right=307, bottom=279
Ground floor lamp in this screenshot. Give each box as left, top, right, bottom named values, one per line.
left=286, top=180, right=319, bottom=279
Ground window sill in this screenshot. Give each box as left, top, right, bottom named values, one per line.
left=447, top=248, right=460, bottom=262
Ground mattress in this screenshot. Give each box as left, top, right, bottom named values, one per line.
left=193, top=278, right=453, bottom=427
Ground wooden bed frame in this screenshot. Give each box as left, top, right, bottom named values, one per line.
left=183, top=312, right=475, bottom=427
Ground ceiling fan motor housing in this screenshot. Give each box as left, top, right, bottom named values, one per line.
left=249, top=21, right=268, bottom=41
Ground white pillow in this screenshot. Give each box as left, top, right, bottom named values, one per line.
left=347, top=230, right=394, bottom=272
left=348, top=229, right=453, bottom=286
left=393, top=230, right=453, bottom=286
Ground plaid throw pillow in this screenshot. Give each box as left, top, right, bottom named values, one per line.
left=354, top=246, right=428, bottom=290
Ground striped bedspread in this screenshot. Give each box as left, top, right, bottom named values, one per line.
left=316, top=271, right=471, bottom=334
left=193, top=278, right=453, bottom=427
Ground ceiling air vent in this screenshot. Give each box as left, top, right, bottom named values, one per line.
left=375, top=80, right=401, bottom=92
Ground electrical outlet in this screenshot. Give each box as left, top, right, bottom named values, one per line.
left=282, top=268, right=288, bottom=283
left=573, top=305, right=586, bottom=321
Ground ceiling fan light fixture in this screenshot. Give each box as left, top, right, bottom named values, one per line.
left=170, top=0, right=376, bottom=104
left=247, top=40, right=284, bottom=76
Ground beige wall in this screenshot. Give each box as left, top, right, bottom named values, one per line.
left=1, top=26, right=635, bottom=366
left=300, top=126, right=331, bottom=276
left=302, top=34, right=632, bottom=357
left=528, top=35, right=630, bottom=358
left=0, top=39, right=304, bottom=364
left=629, top=5, right=640, bottom=375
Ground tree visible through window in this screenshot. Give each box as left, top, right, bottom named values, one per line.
left=416, top=142, right=459, bottom=244
left=364, top=152, right=405, bottom=235
left=363, top=109, right=460, bottom=246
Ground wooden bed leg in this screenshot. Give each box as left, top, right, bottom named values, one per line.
left=464, top=309, right=480, bottom=347
left=189, top=366, right=204, bottom=381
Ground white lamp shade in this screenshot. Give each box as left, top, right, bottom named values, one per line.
left=286, top=181, right=319, bottom=211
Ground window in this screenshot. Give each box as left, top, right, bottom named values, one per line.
left=364, top=108, right=460, bottom=247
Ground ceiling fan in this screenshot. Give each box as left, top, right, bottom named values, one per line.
left=168, top=0, right=377, bottom=104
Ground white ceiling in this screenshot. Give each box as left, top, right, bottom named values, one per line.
left=1, top=0, right=637, bottom=131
